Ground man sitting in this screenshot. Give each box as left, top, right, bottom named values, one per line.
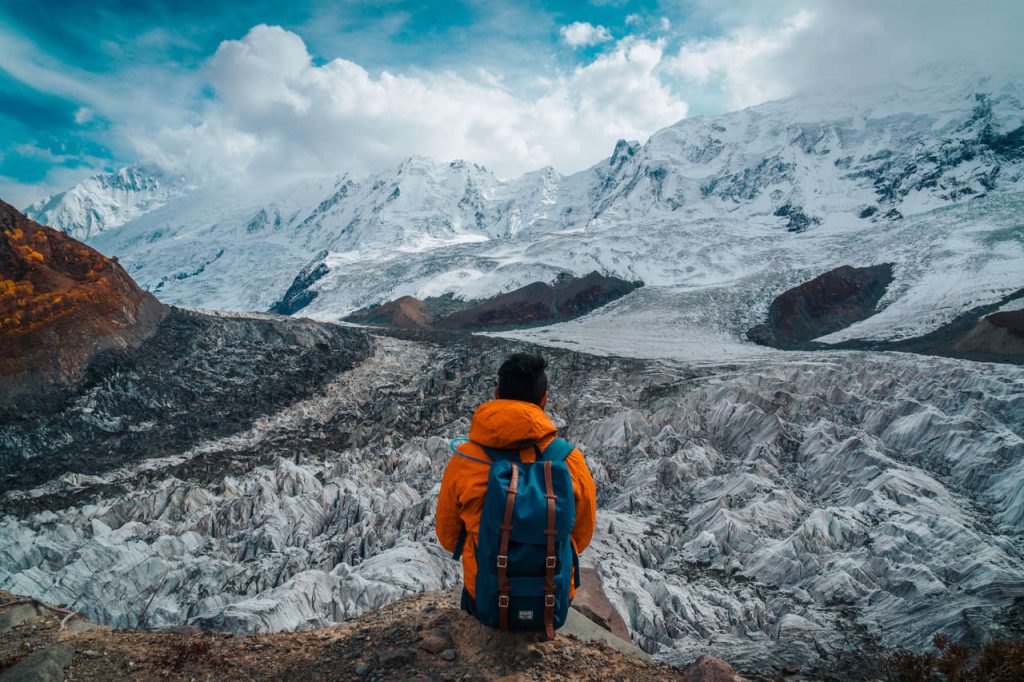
left=435, top=352, right=597, bottom=635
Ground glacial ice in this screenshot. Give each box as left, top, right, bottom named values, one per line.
left=2, top=332, right=1022, bottom=676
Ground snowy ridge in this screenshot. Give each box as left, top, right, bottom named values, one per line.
left=26, top=74, right=1023, bottom=357
left=24, top=164, right=189, bottom=241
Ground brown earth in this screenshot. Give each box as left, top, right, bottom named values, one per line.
left=0, top=200, right=166, bottom=402
left=346, top=272, right=641, bottom=332
left=948, top=309, right=1024, bottom=360
left=0, top=590, right=731, bottom=682
left=346, top=296, right=434, bottom=329
left=747, top=264, right=894, bottom=349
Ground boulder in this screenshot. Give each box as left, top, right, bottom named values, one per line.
left=681, top=655, right=746, bottom=682
left=571, top=567, right=632, bottom=644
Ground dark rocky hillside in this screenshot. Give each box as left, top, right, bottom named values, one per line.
left=749, top=263, right=1024, bottom=364
left=0, top=308, right=370, bottom=496
left=345, top=271, right=641, bottom=331
left=746, top=264, right=894, bottom=348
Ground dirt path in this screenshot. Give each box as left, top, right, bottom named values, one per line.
left=0, top=590, right=696, bottom=681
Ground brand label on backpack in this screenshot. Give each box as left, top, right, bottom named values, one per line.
left=518, top=610, right=534, bottom=621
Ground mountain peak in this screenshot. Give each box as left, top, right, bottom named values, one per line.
left=24, top=163, right=188, bottom=241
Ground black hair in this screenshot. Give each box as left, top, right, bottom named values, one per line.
left=497, top=353, right=548, bottom=405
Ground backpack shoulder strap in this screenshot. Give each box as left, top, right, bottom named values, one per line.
left=541, top=437, right=575, bottom=462
left=449, top=438, right=492, bottom=464
left=481, top=446, right=520, bottom=462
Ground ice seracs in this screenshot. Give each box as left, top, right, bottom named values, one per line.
left=1, top=323, right=1022, bottom=677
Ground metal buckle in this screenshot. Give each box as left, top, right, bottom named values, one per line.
left=498, top=595, right=510, bottom=608
left=544, top=595, right=555, bottom=607
left=497, top=555, right=508, bottom=568
left=545, top=556, right=556, bottom=568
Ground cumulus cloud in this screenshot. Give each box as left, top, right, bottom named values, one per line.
left=560, top=22, right=613, bottom=48
left=623, top=14, right=671, bottom=33
left=668, top=10, right=813, bottom=109
left=138, top=26, right=687, bottom=183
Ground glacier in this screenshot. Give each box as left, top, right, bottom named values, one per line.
left=4, top=71, right=1024, bottom=679
left=1, top=312, right=1022, bottom=678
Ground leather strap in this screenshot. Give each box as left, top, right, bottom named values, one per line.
left=542, top=460, right=557, bottom=639
left=498, top=464, right=519, bottom=631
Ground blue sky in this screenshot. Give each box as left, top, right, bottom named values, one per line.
left=1, top=0, right=1020, bottom=207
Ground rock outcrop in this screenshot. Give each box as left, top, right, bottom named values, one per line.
left=0, top=200, right=166, bottom=402
left=345, top=271, right=641, bottom=331
left=951, top=309, right=1024, bottom=359
left=343, top=295, right=435, bottom=329
left=0, top=590, right=689, bottom=681
left=747, top=264, right=893, bottom=348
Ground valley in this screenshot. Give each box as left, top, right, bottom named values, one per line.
left=3, top=70, right=1023, bottom=680
left=2, top=304, right=1022, bottom=678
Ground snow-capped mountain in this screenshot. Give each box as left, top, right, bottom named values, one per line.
left=25, top=164, right=189, bottom=241
left=24, top=75, right=1024, bottom=358
left=3, top=73, right=1024, bottom=678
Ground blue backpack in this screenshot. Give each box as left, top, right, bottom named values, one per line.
left=450, top=437, right=579, bottom=637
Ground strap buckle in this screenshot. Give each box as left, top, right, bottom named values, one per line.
left=496, top=555, right=508, bottom=568
left=498, top=595, right=510, bottom=608
left=544, top=594, right=555, bottom=607
left=545, top=556, right=556, bottom=568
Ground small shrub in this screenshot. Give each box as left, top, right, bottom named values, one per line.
left=887, top=635, right=1024, bottom=681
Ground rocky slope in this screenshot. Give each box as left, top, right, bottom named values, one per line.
left=0, top=590, right=701, bottom=681
left=343, top=272, right=641, bottom=331
left=746, top=264, right=894, bottom=349
left=747, top=265, right=1024, bottom=363
left=950, top=309, right=1024, bottom=358
left=2, top=310, right=1022, bottom=679
left=0, top=200, right=166, bottom=402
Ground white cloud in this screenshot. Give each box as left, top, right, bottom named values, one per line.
left=669, top=0, right=1024, bottom=111
left=667, top=10, right=813, bottom=109
left=139, top=26, right=687, bottom=184
left=560, top=22, right=613, bottom=48
left=625, top=14, right=642, bottom=27
left=74, top=107, right=94, bottom=125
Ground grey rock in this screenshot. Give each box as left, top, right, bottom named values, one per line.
left=0, top=603, right=45, bottom=633
left=441, top=648, right=457, bottom=662
left=376, top=648, right=416, bottom=666
left=419, top=629, right=453, bottom=654
left=0, top=644, right=73, bottom=682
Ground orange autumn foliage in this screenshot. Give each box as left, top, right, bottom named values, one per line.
left=0, top=198, right=153, bottom=342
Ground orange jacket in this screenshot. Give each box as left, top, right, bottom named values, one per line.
left=435, top=399, right=597, bottom=599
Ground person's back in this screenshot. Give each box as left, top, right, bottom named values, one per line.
left=435, top=353, right=597, bottom=637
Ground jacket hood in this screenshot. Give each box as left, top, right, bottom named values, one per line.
left=468, top=399, right=556, bottom=449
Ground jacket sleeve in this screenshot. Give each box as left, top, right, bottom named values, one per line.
left=566, top=448, right=597, bottom=553
left=435, top=456, right=464, bottom=553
